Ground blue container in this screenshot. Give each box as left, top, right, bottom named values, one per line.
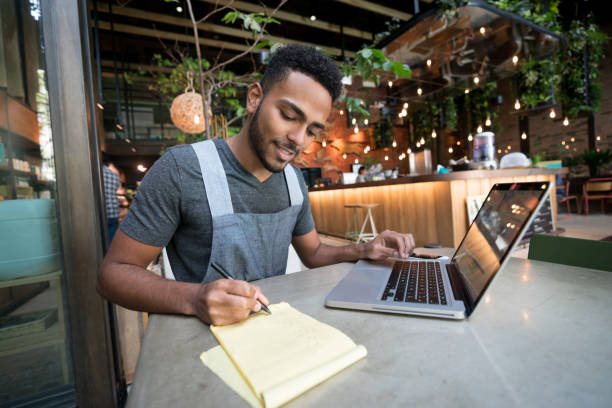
left=0, top=199, right=61, bottom=280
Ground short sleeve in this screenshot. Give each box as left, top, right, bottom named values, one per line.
left=291, top=166, right=315, bottom=236
left=120, top=148, right=182, bottom=247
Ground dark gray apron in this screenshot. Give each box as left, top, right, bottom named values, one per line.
left=192, top=140, right=303, bottom=284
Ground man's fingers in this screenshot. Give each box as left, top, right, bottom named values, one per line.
left=252, top=285, right=270, bottom=306
left=222, top=279, right=256, bottom=298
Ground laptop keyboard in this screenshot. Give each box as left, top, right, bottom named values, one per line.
left=380, top=261, right=447, bottom=305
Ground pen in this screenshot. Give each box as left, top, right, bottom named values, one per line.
left=210, top=262, right=272, bottom=314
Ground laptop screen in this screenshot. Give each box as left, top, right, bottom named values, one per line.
left=451, top=182, right=550, bottom=307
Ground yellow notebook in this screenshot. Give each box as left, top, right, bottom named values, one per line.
left=200, top=302, right=367, bottom=408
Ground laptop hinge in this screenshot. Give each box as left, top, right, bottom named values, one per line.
left=446, top=263, right=475, bottom=316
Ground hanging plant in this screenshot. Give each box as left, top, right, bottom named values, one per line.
left=371, top=120, right=394, bottom=149
left=556, top=19, right=609, bottom=119
left=518, top=59, right=559, bottom=109
left=443, top=95, right=458, bottom=130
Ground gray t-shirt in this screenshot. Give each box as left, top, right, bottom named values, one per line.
left=120, top=139, right=314, bottom=282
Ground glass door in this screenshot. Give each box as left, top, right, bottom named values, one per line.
left=0, top=0, right=75, bottom=404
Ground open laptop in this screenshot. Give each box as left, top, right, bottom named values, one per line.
left=325, top=181, right=552, bottom=319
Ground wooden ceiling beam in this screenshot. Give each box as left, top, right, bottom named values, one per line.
left=96, top=5, right=355, bottom=57
left=197, top=0, right=373, bottom=40
left=331, top=0, right=412, bottom=21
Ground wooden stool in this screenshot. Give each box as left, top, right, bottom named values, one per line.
left=344, top=204, right=379, bottom=242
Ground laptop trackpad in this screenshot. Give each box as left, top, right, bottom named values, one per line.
left=326, top=260, right=392, bottom=302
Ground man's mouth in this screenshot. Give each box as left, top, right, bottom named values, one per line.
left=275, top=143, right=297, bottom=161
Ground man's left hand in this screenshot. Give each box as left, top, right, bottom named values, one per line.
left=362, top=230, right=415, bottom=260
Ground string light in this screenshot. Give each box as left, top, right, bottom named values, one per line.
left=388, top=81, right=393, bottom=88
left=597, top=136, right=601, bottom=141
left=342, top=153, right=347, bottom=159
left=96, top=102, right=104, bottom=110
left=457, top=140, right=461, bottom=145
left=477, top=125, right=483, bottom=133
left=561, top=140, right=566, bottom=145
left=354, top=125, right=359, bottom=133
left=448, top=147, right=453, bottom=153
left=521, top=132, right=527, bottom=140
left=193, top=114, right=200, bottom=124
left=416, top=142, right=421, bottom=148
left=355, top=159, right=359, bottom=163
left=468, top=133, right=473, bottom=142
left=384, top=155, right=389, bottom=161
left=512, top=55, right=519, bottom=65
left=310, top=15, right=316, bottom=21
left=563, top=117, right=569, bottom=126
left=480, top=26, right=486, bottom=35
left=352, top=118, right=356, bottom=125
left=419, top=137, right=425, bottom=145
left=364, top=119, right=369, bottom=125
left=549, top=108, right=556, bottom=119
left=417, top=87, right=423, bottom=96
left=407, top=148, right=412, bottom=154
left=473, top=76, right=480, bottom=84
left=392, top=140, right=397, bottom=147
left=498, top=149, right=502, bottom=154
left=465, top=89, right=470, bottom=94
left=116, top=123, right=123, bottom=131
left=398, top=112, right=403, bottom=118
left=570, top=137, right=575, bottom=142
left=514, top=99, right=521, bottom=110
left=403, top=102, right=408, bottom=109
left=176, top=6, right=183, bottom=12
left=426, top=59, right=432, bottom=67
left=485, top=116, right=491, bottom=126
left=322, top=140, right=327, bottom=147
left=339, top=110, right=344, bottom=115
left=431, top=130, right=437, bottom=138
left=507, top=145, right=512, bottom=150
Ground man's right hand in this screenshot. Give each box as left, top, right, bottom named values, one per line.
left=192, top=279, right=270, bottom=326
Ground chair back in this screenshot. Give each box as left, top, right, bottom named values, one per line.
left=528, top=234, right=612, bottom=272
left=585, top=177, right=612, bottom=193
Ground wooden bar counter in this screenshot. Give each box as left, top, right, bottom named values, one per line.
left=309, top=168, right=566, bottom=248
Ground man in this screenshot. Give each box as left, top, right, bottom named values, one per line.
left=97, top=45, right=415, bottom=326
left=102, top=153, right=121, bottom=241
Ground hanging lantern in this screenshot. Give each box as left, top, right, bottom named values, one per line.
left=170, top=72, right=206, bottom=134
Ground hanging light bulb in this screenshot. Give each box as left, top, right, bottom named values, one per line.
left=465, top=89, right=470, bottom=94
left=322, top=140, right=327, bottom=147
left=342, top=153, right=347, bottom=159
left=96, top=102, right=104, bottom=110
left=549, top=108, right=556, bottom=119
left=339, top=109, right=344, bottom=115
left=485, top=116, right=491, bottom=126
left=417, top=87, right=423, bottom=96
left=561, top=140, right=566, bottom=145
left=399, top=154, right=404, bottom=160
left=507, top=145, right=512, bottom=150
left=352, top=118, right=356, bottom=125
left=364, top=119, right=369, bottom=125
left=432, top=129, right=437, bottom=139
left=521, top=132, right=527, bottom=140
left=419, top=137, right=425, bottom=145
left=194, top=114, right=200, bottom=124
left=563, top=117, right=569, bottom=126
left=473, top=76, right=480, bottom=85
left=468, top=133, right=473, bottom=142
left=401, top=109, right=407, bottom=117
left=596, top=136, right=601, bottom=141
left=477, top=125, right=483, bottom=133
left=354, top=125, right=359, bottom=133
left=426, top=59, right=432, bottom=67
left=403, top=102, right=408, bottom=109
left=512, top=55, right=519, bottom=65
left=448, top=147, right=454, bottom=153
left=384, top=155, right=389, bottom=161
left=570, top=137, right=575, bottom=142
left=457, top=140, right=461, bottom=146
left=355, top=159, right=359, bottom=163
left=116, top=123, right=123, bottom=131
left=398, top=112, right=403, bottom=118
left=407, top=148, right=412, bottom=154
left=514, top=99, right=521, bottom=110
left=480, top=26, right=486, bottom=35
left=392, top=140, right=397, bottom=148
left=388, top=80, right=393, bottom=88
left=416, top=142, right=421, bottom=148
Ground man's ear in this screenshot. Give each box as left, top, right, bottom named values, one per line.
left=246, top=83, right=264, bottom=114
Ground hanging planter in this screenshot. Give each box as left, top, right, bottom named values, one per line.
left=170, top=72, right=206, bottom=134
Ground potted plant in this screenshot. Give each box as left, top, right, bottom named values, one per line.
left=581, top=149, right=612, bottom=177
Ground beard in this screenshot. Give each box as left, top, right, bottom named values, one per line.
left=248, top=102, right=299, bottom=173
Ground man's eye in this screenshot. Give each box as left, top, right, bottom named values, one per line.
left=307, top=129, right=317, bottom=137
left=280, top=111, right=294, bottom=121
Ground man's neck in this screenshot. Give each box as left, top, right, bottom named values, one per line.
left=226, top=128, right=273, bottom=183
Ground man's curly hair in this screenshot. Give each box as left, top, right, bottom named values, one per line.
left=260, top=44, right=343, bottom=102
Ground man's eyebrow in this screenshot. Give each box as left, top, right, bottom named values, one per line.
left=281, top=99, right=326, bottom=130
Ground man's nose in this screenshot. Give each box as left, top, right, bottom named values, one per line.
left=287, top=124, right=308, bottom=146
